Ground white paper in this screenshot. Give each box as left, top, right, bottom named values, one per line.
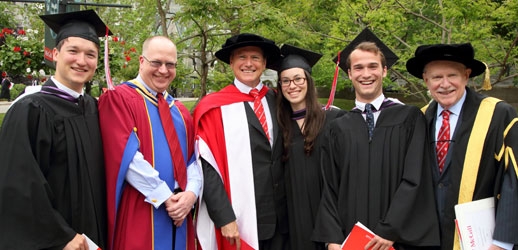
left=454, top=197, right=495, bottom=250
left=82, top=234, right=101, bottom=250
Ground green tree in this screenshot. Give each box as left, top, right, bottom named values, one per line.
left=173, top=0, right=317, bottom=97
left=315, top=0, right=518, bottom=103
left=1, top=0, right=517, bottom=101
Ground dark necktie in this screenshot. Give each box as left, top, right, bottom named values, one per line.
left=77, top=95, right=85, bottom=112
left=436, top=110, right=451, bottom=173
left=157, top=93, right=187, bottom=190
left=249, top=88, right=270, bottom=141
left=365, top=103, right=375, bottom=141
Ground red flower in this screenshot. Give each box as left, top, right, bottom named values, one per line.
left=2, top=28, right=13, bottom=35
left=125, top=56, right=131, bottom=62
left=0, top=33, right=4, bottom=38
left=130, top=47, right=136, bottom=53
left=27, top=59, right=31, bottom=65
left=17, top=29, right=26, bottom=35
left=27, top=75, right=32, bottom=79
left=120, top=41, right=126, bottom=45
left=23, top=50, right=30, bottom=57
left=13, top=46, right=21, bottom=52
left=112, top=36, right=119, bottom=42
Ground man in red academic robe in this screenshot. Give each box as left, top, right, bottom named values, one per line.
left=194, top=33, right=288, bottom=250
left=99, top=36, right=200, bottom=250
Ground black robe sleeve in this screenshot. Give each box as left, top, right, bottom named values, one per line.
left=312, top=117, right=349, bottom=244
left=493, top=104, right=518, bottom=245
left=201, top=158, right=237, bottom=228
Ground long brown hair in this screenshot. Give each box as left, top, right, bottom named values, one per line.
left=276, top=70, right=325, bottom=161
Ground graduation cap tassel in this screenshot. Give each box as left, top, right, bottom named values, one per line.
left=105, top=26, right=115, bottom=91
left=481, top=62, right=492, bottom=91
left=325, top=51, right=340, bottom=110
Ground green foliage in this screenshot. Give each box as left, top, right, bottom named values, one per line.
left=0, top=0, right=516, bottom=102
left=0, top=3, right=15, bottom=29
left=90, top=0, right=155, bottom=87
left=0, top=113, right=4, bottom=126
left=319, top=98, right=355, bottom=110
left=90, top=85, right=101, bottom=98
left=10, top=83, right=26, bottom=100
left=0, top=27, right=49, bottom=79
left=0, top=3, right=49, bottom=80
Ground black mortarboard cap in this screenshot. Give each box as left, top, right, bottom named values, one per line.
left=333, top=28, right=399, bottom=72
left=40, top=9, right=112, bottom=47
left=274, top=44, right=323, bottom=74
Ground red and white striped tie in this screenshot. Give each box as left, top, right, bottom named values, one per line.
left=249, top=88, right=270, bottom=141
left=436, top=110, right=451, bottom=173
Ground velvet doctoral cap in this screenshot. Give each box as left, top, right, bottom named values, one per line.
left=215, top=33, right=281, bottom=69
left=274, top=44, right=323, bottom=74
left=406, top=43, right=486, bottom=79
left=333, top=28, right=399, bottom=72
left=40, top=9, right=112, bottom=47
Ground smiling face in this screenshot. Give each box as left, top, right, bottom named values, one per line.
left=280, top=67, right=308, bottom=111
left=423, top=60, right=470, bottom=110
left=347, top=49, right=387, bottom=103
left=53, top=36, right=99, bottom=93
left=139, top=36, right=177, bottom=93
left=229, top=46, right=266, bottom=88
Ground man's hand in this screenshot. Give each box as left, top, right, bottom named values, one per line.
left=63, top=234, right=88, bottom=250
left=221, top=221, right=241, bottom=250
left=165, top=191, right=196, bottom=226
left=364, top=234, right=394, bottom=250
left=327, top=243, right=342, bottom=250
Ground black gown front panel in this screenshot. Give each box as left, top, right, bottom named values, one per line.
left=285, top=109, right=345, bottom=250
left=313, top=105, right=440, bottom=249
left=0, top=90, right=106, bottom=249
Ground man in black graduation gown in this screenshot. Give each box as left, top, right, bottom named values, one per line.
left=407, top=43, right=518, bottom=250
left=312, top=29, right=440, bottom=250
left=0, top=10, right=110, bottom=249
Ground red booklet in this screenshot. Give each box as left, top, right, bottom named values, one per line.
left=341, top=222, right=395, bottom=250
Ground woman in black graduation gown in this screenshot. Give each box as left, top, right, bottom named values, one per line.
left=275, top=44, right=346, bottom=250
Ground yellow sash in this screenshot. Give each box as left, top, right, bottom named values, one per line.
left=455, top=97, right=500, bottom=250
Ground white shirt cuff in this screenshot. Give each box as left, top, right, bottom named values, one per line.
left=144, top=181, right=173, bottom=209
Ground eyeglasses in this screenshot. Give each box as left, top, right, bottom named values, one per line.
left=280, top=77, right=306, bottom=86
left=142, top=55, right=177, bottom=69
left=427, top=74, right=463, bottom=84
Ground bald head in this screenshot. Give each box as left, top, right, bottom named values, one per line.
left=142, top=36, right=177, bottom=55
